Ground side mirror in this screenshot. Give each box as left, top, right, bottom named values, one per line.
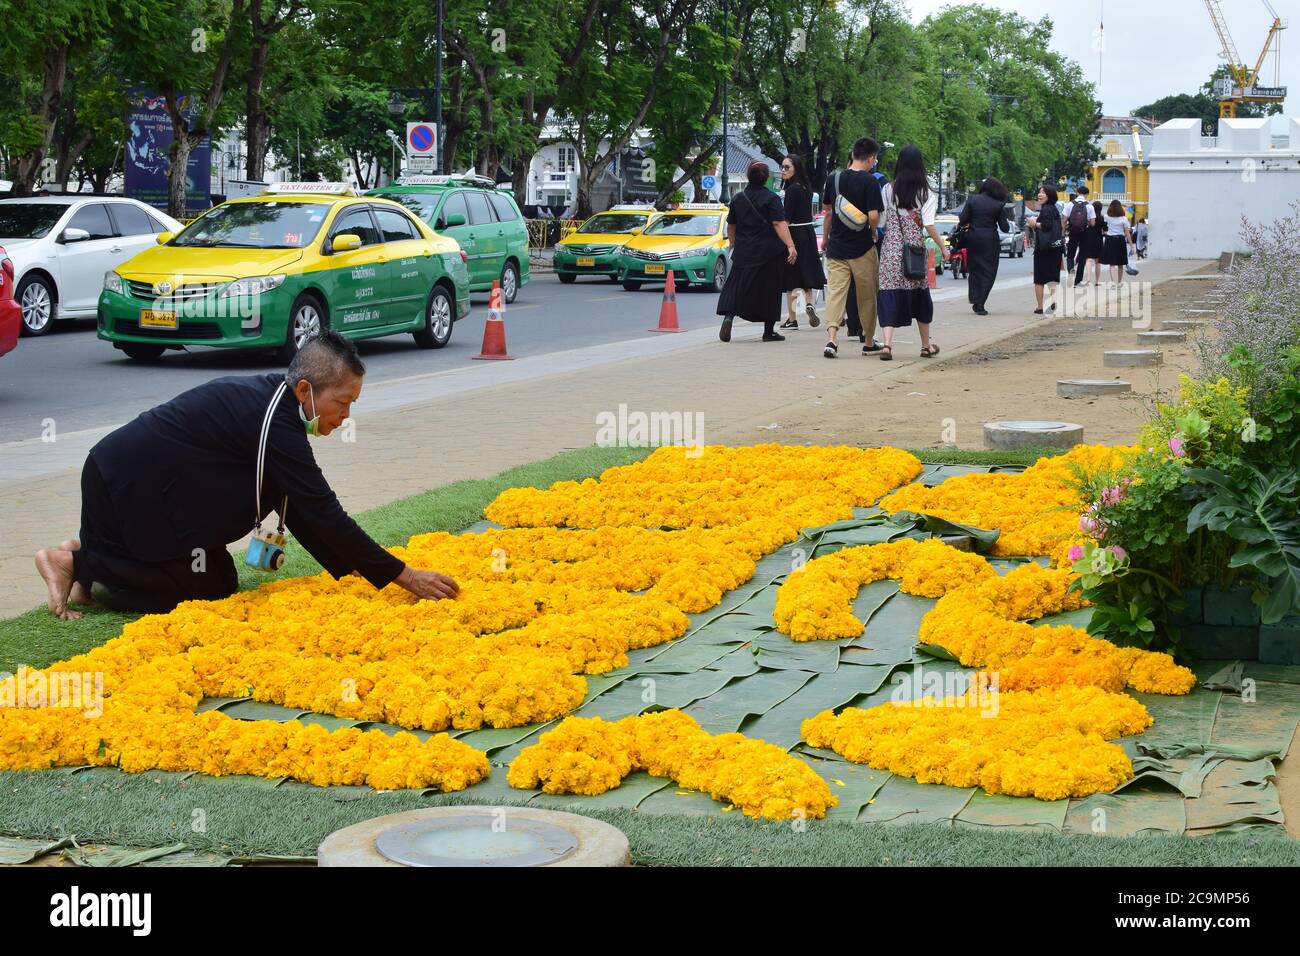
left=629, top=227, right=643, bottom=235
left=156, top=232, right=174, bottom=245
left=331, top=233, right=362, bottom=253
left=442, top=213, right=466, bottom=228
left=60, top=227, right=90, bottom=244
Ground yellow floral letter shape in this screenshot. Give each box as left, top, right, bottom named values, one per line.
left=0, top=444, right=923, bottom=797
left=776, top=537, right=1195, bottom=801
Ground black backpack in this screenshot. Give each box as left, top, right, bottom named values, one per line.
left=1068, top=201, right=1089, bottom=232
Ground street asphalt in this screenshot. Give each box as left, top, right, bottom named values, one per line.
left=0, top=254, right=1034, bottom=441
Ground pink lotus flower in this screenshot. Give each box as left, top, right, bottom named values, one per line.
left=1068, top=545, right=1085, bottom=562
left=1169, top=435, right=1185, bottom=458
left=1110, top=546, right=1127, bottom=561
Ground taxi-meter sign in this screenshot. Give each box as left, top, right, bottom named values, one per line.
left=407, top=122, right=437, bottom=172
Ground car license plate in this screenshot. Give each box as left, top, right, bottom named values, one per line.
left=139, top=309, right=178, bottom=329
left=576, top=257, right=596, bottom=267
left=645, top=264, right=665, bottom=274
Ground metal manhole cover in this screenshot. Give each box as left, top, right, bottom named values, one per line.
left=374, top=815, right=579, bottom=867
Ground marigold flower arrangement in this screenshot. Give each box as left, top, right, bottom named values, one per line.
left=508, top=709, right=837, bottom=820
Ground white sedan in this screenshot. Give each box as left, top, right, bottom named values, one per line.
left=0, top=197, right=182, bottom=336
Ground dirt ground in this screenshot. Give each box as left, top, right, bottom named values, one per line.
left=762, top=275, right=1223, bottom=451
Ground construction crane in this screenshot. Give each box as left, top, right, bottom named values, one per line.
left=1204, top=0, right=1287, bottom=118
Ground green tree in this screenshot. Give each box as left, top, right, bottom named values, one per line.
left=1133, top=65, right=1283, bottom=135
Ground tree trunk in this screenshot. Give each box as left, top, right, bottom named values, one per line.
left=11, top=42, right=70, bottom=195
left=511, top=155, right=529, bottom=209
left=244, top=40, right=272, bottom=180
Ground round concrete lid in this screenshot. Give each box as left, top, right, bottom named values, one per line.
left=993, top=421, right=1077, bottom=431
left=375, top=814, right=578, bottom=867
left=318, top=805, right=631, bottom=868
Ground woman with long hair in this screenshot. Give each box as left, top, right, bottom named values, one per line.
left=876, top=145, right=949, bottom=360
left=717, top=160, right=799, bottom=343
left=1101, top=200, right=1135, bottom=285
left=778, top=153, right=825, bottom=330
left=1025, top=185, right=1064, bottom=314
left=957, top=176, right=1009, bottom=315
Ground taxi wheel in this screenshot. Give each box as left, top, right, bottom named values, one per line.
left=501, top=260, right=520, bottom=303
left=414, top=285, right=454, bottom=349
left=710, top=258, right=727, bottom=293
left=122, top=343, right=166, bottom=361
left=557, top=273, right=576, bottom=284
left=622, top=280, right=642, bottom=292
left=276, top=293, right=327, bottom=364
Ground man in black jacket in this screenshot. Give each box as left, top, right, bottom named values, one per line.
left=35, top=331, right=459, bottom=620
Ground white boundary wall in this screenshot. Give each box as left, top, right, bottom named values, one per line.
left=1147, top=117, right=1300, bottom=259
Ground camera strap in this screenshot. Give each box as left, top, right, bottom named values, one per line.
left=254, top=381, right=290, bottom=535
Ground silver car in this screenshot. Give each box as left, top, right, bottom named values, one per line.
left=0, top=196, right=182, bottom=336
left=999, top=221, right=1026, bottom=258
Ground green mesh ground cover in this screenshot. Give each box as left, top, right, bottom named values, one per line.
left=4, top=459, right=1298, bottom=864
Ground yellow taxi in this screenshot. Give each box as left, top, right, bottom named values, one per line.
left=97, top=183, right=471, bottom=362
left=616, top=203, right=729, bottom=292
left=553, top=205, right=659, bottom=283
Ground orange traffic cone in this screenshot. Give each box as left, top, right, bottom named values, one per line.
left=473, top=280, right=514, bottom=360
left=649, top=270, right=684, bottom=332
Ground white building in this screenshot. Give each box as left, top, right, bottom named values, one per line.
left=1147, top=116, right=1300, bottom=259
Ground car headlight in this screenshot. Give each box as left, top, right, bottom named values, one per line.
left=221, top=274, right=287, bottom=298
left=104, top=272, right=123, bottom=294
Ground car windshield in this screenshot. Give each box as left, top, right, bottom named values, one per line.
left=380, top=192, right=439, bottom=223
left=645, top=214, right=718, bottom=237
left=579, top=213, right=649, bottom=234
left=171, top=201, right=325, bottom=248
left=0, top=203, right=70, bottom=239
left=934, top=220, right=959, bottom=235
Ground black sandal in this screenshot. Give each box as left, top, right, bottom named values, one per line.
left=879, top=345, right=893, bottom=361
left=921, top=344, right=940, bottom=358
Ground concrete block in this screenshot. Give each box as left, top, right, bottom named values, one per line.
left=1057, top=379, right=1132, bottom=398
left=1259, top=616, right=1300, bottom=666
left=1180, top=624, right=1259, bottom=660
left=983, top=420, right=1084, bottom=450
left=1204, top=585, right=1262, bottom=627
left=1104, top=350, right=1162, bottom=368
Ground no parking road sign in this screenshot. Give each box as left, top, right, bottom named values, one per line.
left=406, top=122, right=438, bottom=172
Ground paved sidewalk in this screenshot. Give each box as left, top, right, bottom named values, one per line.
left=0, top=259, right=1208, bottom=618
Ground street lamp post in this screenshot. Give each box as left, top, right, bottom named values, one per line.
left=721, top=0, right=729, bottom=202
left=435, top=0, right=443, bottom=173
left=986, top=89, right=1019, bottom=178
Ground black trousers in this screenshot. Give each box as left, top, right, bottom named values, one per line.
left=1066, top=233, right=1085, bottom=271
left=71, top=457, right=238, bottom=613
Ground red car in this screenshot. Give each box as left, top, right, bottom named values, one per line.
left=0, top=246, right=19, bottom=358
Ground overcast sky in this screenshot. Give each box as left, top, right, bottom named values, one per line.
left=907, top=0, right=1297, bottom=127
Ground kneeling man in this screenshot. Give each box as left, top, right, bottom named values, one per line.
left=36, top=330, right=458, bottom=619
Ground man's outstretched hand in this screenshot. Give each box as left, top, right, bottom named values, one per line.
left=396, top=566, right=460, bottom=601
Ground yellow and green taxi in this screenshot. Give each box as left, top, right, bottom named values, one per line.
left=617, top=203, right=729, bottom=292
left=553, top=205, right=659, bottom=283
left=97, top=183, right=471, bottom=363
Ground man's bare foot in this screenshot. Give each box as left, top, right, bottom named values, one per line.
left=35, top=548, right=81, bottom=621
left=59, top=539, right=81, bottom=551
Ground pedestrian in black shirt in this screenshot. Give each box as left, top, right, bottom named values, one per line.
left=34, top=331, right=460, bottom=619
left=957, top=177, right=1010, bottom=315
left=821, top=138, right=885, bottom=358
left=778, top=153, right=825, bottom=330
left=717, top=161, right=798, bottom=342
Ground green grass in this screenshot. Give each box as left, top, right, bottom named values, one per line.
left=2, top=771, right=1294, bottom=866
left=1, top=443, right=651, bottom=672
left=908, top=446, right=1062, bottom=467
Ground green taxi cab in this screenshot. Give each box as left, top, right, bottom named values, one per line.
left=368, top=174, right=530, bottom=303
left=617, top=203, right=729, bottom=293
left=98, top=183, right=471, bottom=362
left=553, top=205, right=659, bottom=283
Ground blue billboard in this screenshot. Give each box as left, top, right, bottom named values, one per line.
left=124, top=88, right=211, bottom=213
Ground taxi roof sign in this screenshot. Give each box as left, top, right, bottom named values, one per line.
left=394, top=172, right=499, bottom=189
left=607, top=204, right=657, bottom=212
left=263, top=182, right=357, bottom=196
left=671, top=202, right=726, bottom=210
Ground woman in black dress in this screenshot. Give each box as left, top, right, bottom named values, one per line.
left=1025, top=185, right=1064, bottom=314
left=1077, top=200, right=1105, bottom=286
left=717, top=161, right=799, bottom=343
left=778, top=154, right=825, bottom=330
left=958, top=177, right=1009, bottom=315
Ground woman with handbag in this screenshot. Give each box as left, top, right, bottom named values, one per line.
left=876, top=145, right=949, bottom=361
left=1025, top=185, right=1064, bottom=314
left=1100, top=200, right=1136, bottom=287
left=717, top=160, right=799, bottom=343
